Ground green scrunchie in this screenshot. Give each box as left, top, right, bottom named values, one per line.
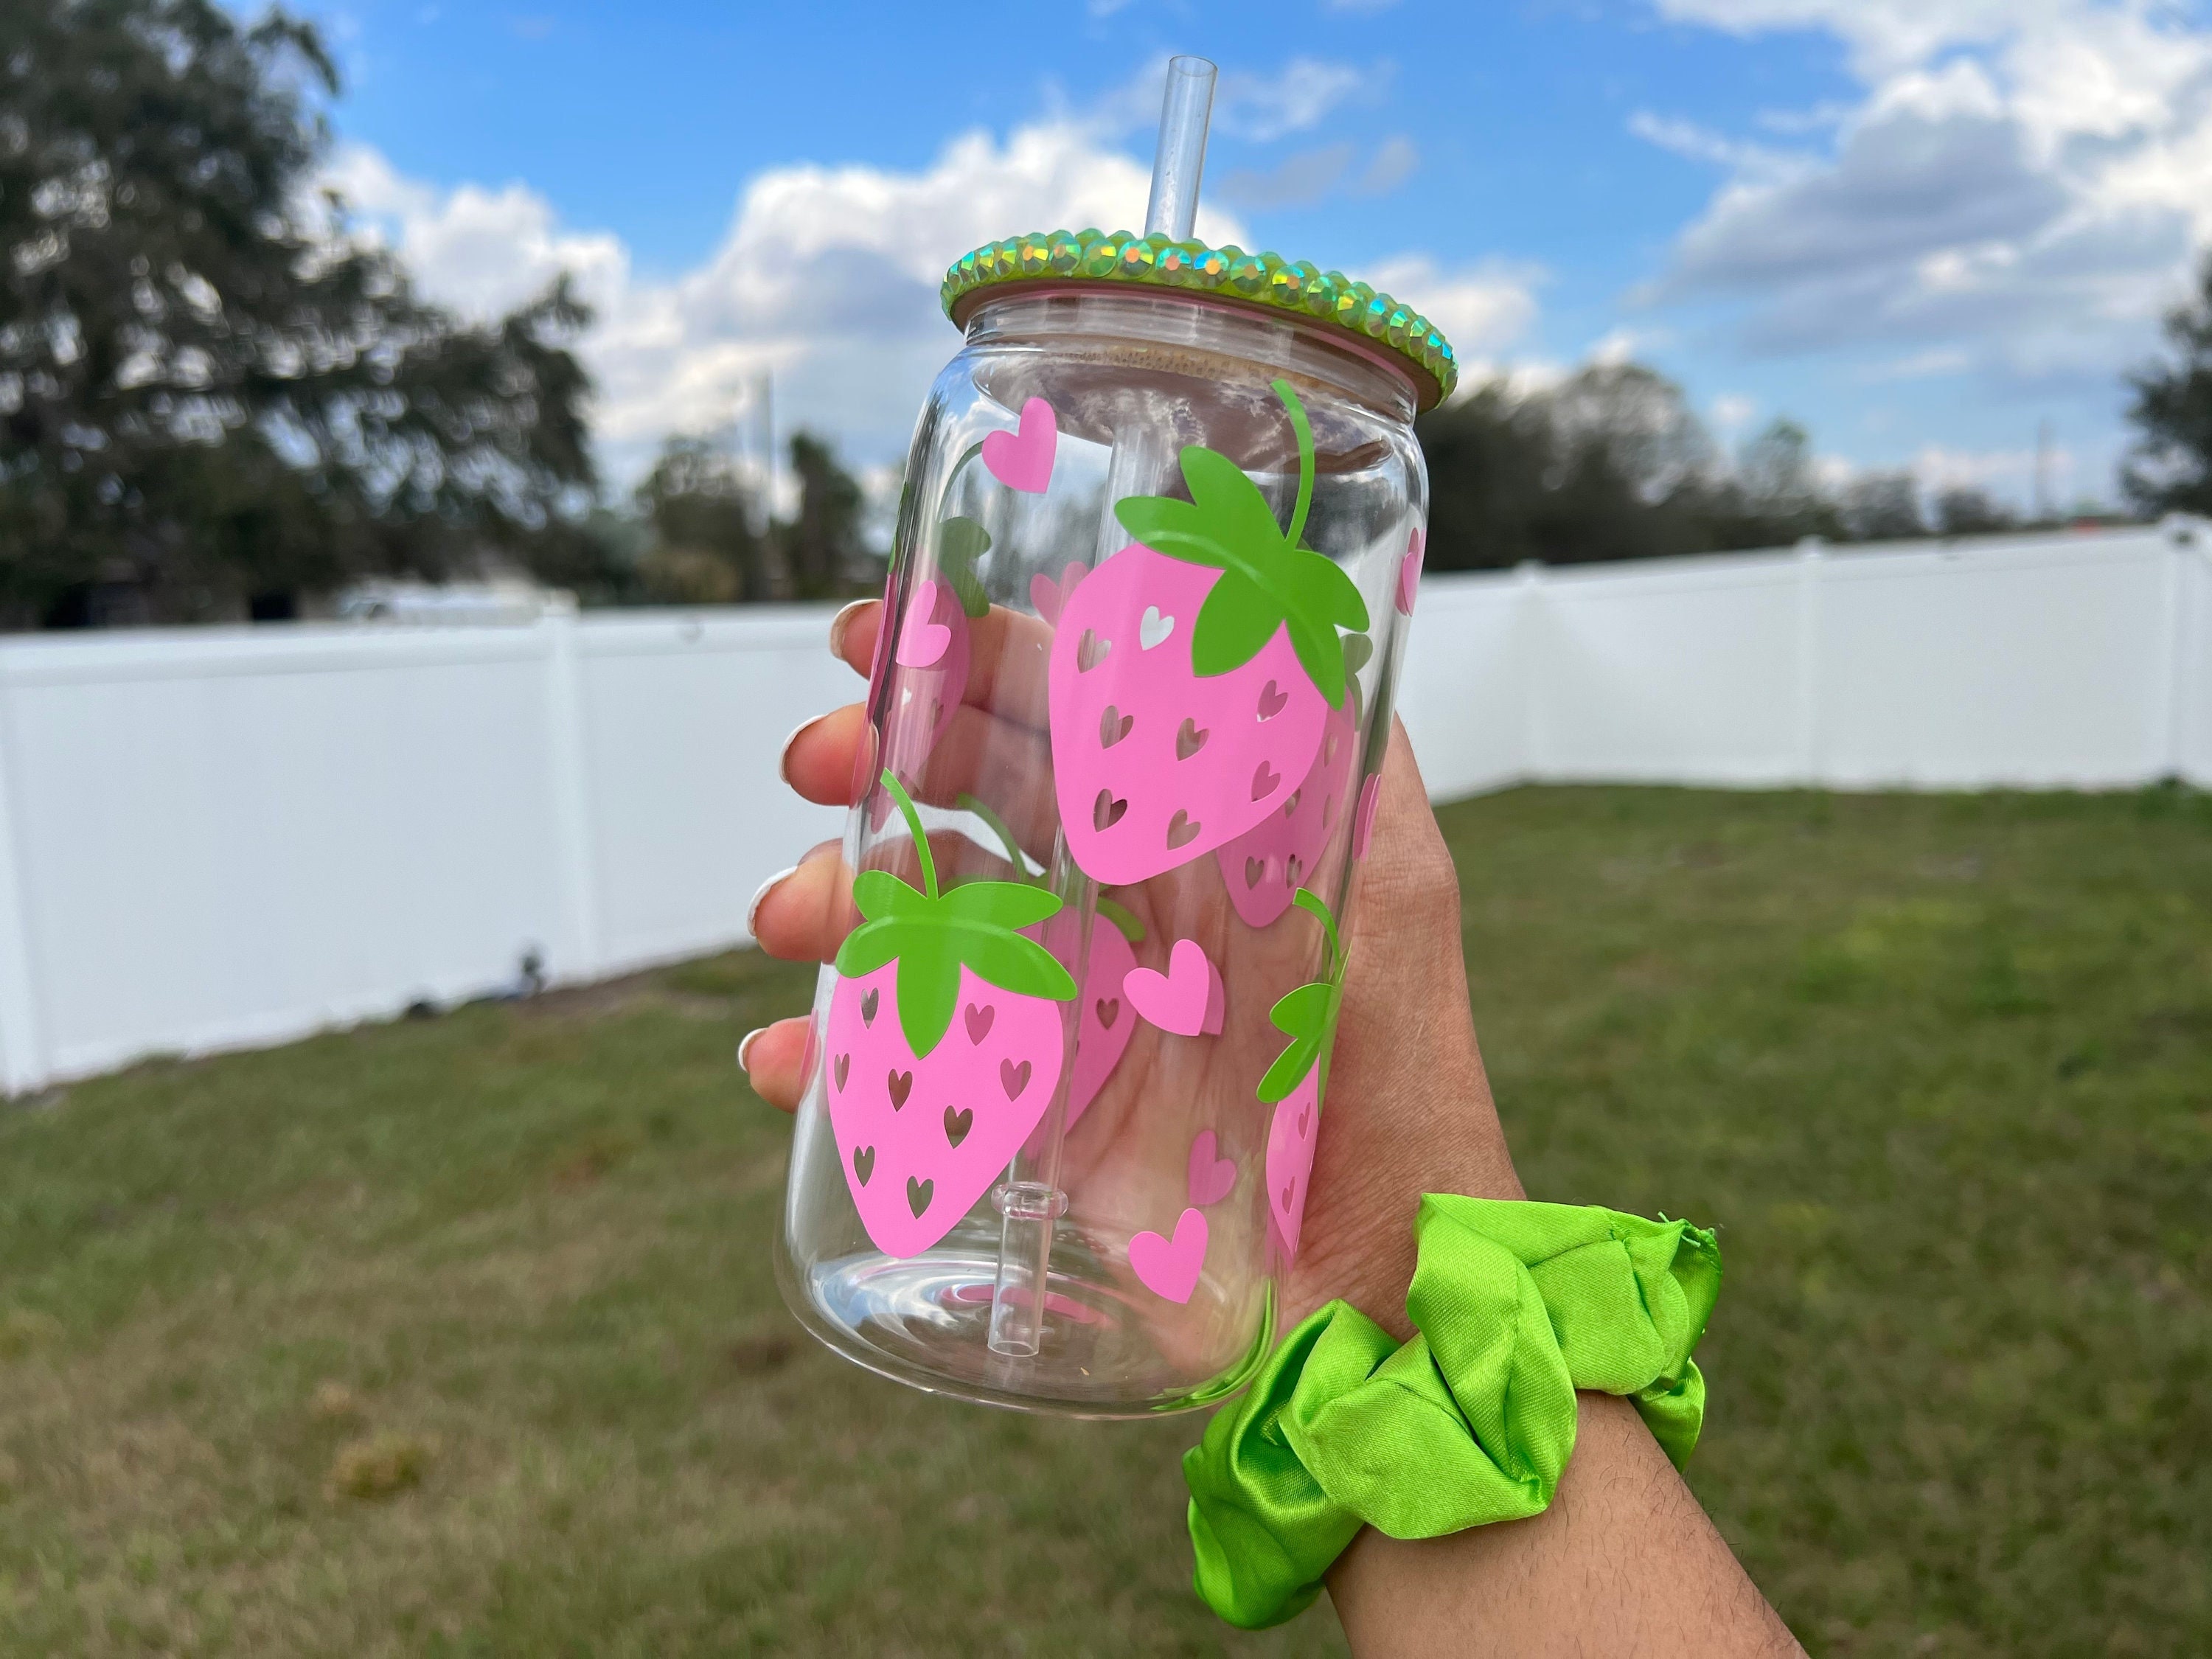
left=1183, top=1194, right=1722, bottom=1630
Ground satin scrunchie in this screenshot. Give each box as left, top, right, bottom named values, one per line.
left=1183, top=1194, right=1722, bottom=1630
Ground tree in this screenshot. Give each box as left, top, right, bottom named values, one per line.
left=2124, top=253, right=2212, bottom=517
left=633, top=434, right=766, bottom=603
left=1933, top=486, right=2017, bottom=536
left=0, top=0, right=594, bottom=627
left=781, top=430, right=869, bottom=599
left=1838, top=471, right=1925, bottom=542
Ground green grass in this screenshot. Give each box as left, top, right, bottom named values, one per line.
left=0, top=785, right=2207, bottom=1655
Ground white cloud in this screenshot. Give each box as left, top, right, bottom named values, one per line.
left=1088, top=55, right=1387, bottom=145
left=1638, top=1, right=2212, bottom=393
left=1214, top=58, right=1389, bottom=142
left=1364, top=256, right=1543, bottom=358
left=1710, top=392, right=1759, bottom=434
left=331, top=124, right=1260, bottom=482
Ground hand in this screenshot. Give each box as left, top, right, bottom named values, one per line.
left=742, top=599, right=1519, bottom=1334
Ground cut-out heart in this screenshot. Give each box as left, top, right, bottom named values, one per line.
left=1077, top=630, right=1111, bottom=672
left=894, top=580, right=952, bottom=668
left=1175, top=718, right=1208, bottom=760
left=906, top=1175, right=933, bottom=1218
left=1166, top=809, right=1200, bottom=849
left=1001, top=1058, right=1032, bottom=1098
left=1138, top=605, right=1175, bottom=650
left=1251, top=761, right=1281, bottom=801
left=1030, top=561, right=1088, bottom=626
left=1129, top=1207, right=1208, bottom=1304
left=1186, top=1129, right=1237, bottom=1206
left=853, top=1145, right=874, bottom=1186
left=1095, top=790, right=1129, bottom=831
left=982, top=395, right=1058, bottom=493
left=887, top=1069, right=912, bottom=1109
left=1353, top=772, right=1382, bottom=861
left=1095, top=996, right=1120, bottom=1029
left=1245, top=857, right=1266, bottom=890
left=1284, top=854, right=1304, bottom=888
left=1256, top=680, right=1288, bottom=720
left=833, top=1053, right=850, bottom=1091
left=1099, top=706, right=1133, bottom=748
left=1124, top=938, right=1225, bottom=1037
left=964, top=1003, right=995, bottom=1044
left=1396, top=527, right=1425, bottom=616
left=1284, top=788, right=1301, bottom=818
left=860, top=989, right=879, bottom=1026
left=943, top=1105, right=973, bottom=1149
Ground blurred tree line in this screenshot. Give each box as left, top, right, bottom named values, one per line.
left=12, top=0, right=2212, bottom=629
left=1414, top=364, right=2026, bottom=573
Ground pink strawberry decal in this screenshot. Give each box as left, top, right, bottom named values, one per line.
left=1259, top=889, right=1348, bottom=1261
left=1216, top=678, right=1357, bottom=928
left=1047, top=379, right=1370, bottom=886
left=827, top=771, right=1077, bottom=1258
left=959, top=792, right=1141, bottom=1131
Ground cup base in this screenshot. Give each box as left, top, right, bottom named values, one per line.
left=776, top=1233, right=1233, bottom=1419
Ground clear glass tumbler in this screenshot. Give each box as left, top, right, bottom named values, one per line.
left=776, top=260, right=1444, bottom=1416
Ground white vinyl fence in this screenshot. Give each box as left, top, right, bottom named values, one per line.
left=1, top=519, right=2205, bottom=1093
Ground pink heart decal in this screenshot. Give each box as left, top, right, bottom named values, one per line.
left=895, top=580, right=952, bottom=668
left=1029, top=561, right=1088, bottom=627
left=1352, top=772, right=1382, bottom=862
left=1396, top=529, right=1425, bottom=616
left=983, top=396, right=1058, bottom=493
left=1186, top=1129, right=1237, bottom=1206
left=1123, top=938, right=1225, bottom=1037
left=1128, top=1206, right=1208, bottom=1303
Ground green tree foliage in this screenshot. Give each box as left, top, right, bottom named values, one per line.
left=2124, top=253, right=2212, bottom=517
left=633, top=435, right=766, bottom=604
left=1414, top=369, right=2016, bottom=569
left=782, top=430, right=869, bottom=599
left=1933, top=486, right=2018, bottom=536
left=616, top=427, right=879, bottom=605
left=0, top=0, right=595, bottom=626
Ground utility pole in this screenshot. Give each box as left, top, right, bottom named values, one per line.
left=2034, top=418, right=2054, bottom=523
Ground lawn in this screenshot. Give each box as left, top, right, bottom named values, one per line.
left=0, top=785, right=2206, bottom=1657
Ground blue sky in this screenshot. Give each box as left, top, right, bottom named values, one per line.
left=313, top=0, right=2212, bottom=509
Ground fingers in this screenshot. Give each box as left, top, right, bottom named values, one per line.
left=832, top=599, right=1055, bottom=731
left=782, top=703, right=871, bottom=807
left=750, top=840, right=851, bottom=964
left=739, top=1017, right=813, bottom=1112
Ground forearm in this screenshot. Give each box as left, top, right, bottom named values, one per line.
left=1326, top=1394, right=1804, bottom=1658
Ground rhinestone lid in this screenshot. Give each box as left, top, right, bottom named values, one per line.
left=941, top=229, right=1457, bottom=410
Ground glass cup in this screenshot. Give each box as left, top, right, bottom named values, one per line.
left=776, top=280, right=1430, bottom=1415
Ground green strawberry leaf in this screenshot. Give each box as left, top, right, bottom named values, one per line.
left=957, top=929, right=1078, bottom=1002
left=1258, top=1035, right=1319, bottom=1105
left=941, top=880, right=1062, bottom=930
left=1256, top=888, right=1351, bottom=1106
left=852, top=869, right=928, bottom=921
left=834, top=919, right=905, bottom=981
left=1109, top=380, right=1370, bottom=708
left=1268, top=981, right=1334, bottom=1041
left=1190, top=570, right=1285, bottom=678
left=938, top=517, right=992, bottom=619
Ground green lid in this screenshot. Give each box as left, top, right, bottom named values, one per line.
left=941, top=229, right=1457, bottom=411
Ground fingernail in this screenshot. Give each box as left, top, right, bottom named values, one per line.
left=737, top=1027, right=765, bottom=1072
left=747, top=866, right=798, bottom=937
left=827, top=599, right=871, bottom=659
left=777, top=714, right=826, bottom=785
